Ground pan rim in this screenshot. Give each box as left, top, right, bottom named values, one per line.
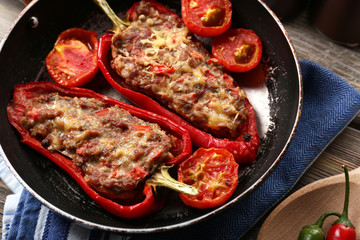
left=0, top=0, right=302, bottom=234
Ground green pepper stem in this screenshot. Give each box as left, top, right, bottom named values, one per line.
left=93, top=0, right=129, bottom=33
left=314, top=211, right=342, bottom=228
left=146, top=165, right=198, bottom=196
left=343, top=165, right=350, bottom=219
left=333, top=165, right=355, bottom=228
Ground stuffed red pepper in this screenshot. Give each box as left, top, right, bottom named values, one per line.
left=96, top=0, right=259, bottom=163
left=7, top=81, right=192, bottom=218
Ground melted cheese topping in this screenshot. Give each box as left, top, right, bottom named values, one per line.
left=111, top=0, right=249, bottom=138
left=21, top=93, right=174, bottom=199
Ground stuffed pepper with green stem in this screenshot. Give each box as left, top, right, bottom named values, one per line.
left=7, top=81, right=197, bottom=218
left=94, top=0, right=260, bottom=164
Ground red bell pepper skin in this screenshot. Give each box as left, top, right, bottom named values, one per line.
left=7, top=81, right=192, bottom=218
left=98, top=33, right=259, bottom=163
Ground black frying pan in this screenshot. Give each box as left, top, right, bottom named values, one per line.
left=0, top=0, right=302, bottom=234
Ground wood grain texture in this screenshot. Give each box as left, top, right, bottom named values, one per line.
left=0, top=1, right=359, bottom=239
left=285, top=13, right=360, bottom=92
left=257, top=168, right=360, bottom=240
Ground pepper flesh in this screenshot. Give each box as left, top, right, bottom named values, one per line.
left=7, top=82, right=192, bottom=218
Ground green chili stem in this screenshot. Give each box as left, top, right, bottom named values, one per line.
left=93, top=0, right=129, bottom=33
left=342, top=165, right=350, bottom=219
left=314, top=211, right=342, bottom=228
left=333, top=165, right=355, bottom=228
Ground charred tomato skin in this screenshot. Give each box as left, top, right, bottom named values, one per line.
left=46, top=28, right=99, bottom=87
left=177, top=148, right=238, bottom=209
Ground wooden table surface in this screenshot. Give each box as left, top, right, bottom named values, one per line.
left=0, top=0, right=359, bottom=239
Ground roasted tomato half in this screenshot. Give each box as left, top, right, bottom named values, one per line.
left=177, top=148, right=238, bottom=209
left=46, top=28, right=99, bottom=87
left=212, top=28, right=262, bottom=72
left=181, top=0, right=232, bottom=37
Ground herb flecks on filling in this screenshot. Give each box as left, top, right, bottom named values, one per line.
left=20, top=93, right=174, bottom=200
left=111, top=0, right=248, bottom=138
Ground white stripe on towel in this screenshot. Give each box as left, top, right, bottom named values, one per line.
left=34, top=205, right=49, bottom=239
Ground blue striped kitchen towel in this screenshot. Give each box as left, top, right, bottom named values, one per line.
left=2, top=61, right=360, bottom=240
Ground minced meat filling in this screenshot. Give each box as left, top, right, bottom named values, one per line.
left=20, top=93, right=174, bottom=199
left=111, top=0, right=248, bottom=138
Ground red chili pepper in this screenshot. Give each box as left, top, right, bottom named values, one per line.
left=96, top=1, right=259, bottom=163
left=326, top=166, right=356, bottom=240
left=7, top=81, right=192, bottom=218
left=298, top=211, right=341, bottom=240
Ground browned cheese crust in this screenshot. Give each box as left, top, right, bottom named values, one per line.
left=111, top=1, right=248, bottom=138
left=21, top=93, right=174, bottom=199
